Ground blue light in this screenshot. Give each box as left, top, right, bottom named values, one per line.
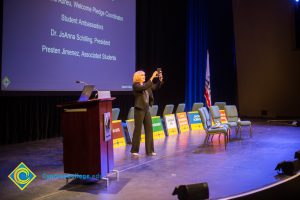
left=296, top=0, right=299, bottom=3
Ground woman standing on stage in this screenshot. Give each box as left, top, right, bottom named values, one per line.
left=130, top=70, right=163, bottom=156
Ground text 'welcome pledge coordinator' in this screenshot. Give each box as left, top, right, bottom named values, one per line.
left=2, top=0, right=136, bottom=91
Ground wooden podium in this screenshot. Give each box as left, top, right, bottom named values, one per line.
left=59, top=98, right=115, bottom=178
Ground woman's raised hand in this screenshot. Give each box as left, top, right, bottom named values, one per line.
left=150, top=71, right=158, bottom=81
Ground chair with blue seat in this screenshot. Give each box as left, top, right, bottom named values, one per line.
left=112, top=108, right=120, bottom=121
left=210, top=105, right=237, bottom=137
left=176, top=103, right=186, bottom=113
left=162, top=104, right=175, bottom=134
left=202, top=106, right=210, bottom=123
left=127, top=107, right=135, bottom=120
left=175, top=103, right=187, bottom=133
left=198, top=107, right=229, bottom=149
left=209, top=106, right=222, bottom=124
left=224, top=105, right=252, bottom=138
left=150, top=105, right=158, bottom=116
left=204, top=106, right=230, bottom=139
left=123, top=106, right=135, bottom=143
left=192, top=102, right=204, bottom=111
left=214, top=102, right=226, bottom=110
left=163, top=104, right=174, bottom=116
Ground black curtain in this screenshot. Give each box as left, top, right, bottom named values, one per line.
left=207, top=0, right=238, bottom=105
left=295, top=1, right=300, bottom=49
left=0, top=96, right=74, bottom=145
left=136, top=0, right=187, bottom=115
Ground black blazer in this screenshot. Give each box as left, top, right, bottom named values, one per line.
left=133, top=80, right=162, bottom=110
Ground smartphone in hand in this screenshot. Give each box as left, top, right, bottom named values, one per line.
left=157, top=68, right=162, bottom=74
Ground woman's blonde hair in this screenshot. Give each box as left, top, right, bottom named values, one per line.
left=133, top=70, right=145, bottom=83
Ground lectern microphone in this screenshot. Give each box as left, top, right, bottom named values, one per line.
left=75, top=80, right=101, bottom=99
left=75, top=80, right=88, bottom=85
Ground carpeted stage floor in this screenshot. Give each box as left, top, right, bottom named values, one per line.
left=0, top=121, right=300, bottom=200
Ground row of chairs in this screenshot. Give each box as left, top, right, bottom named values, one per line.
left=112, top=102, right=205, bottom=121
left=112, top=102, right=252, bottom=149
left=199, top=105, right=252, bottom=149
left=210, top=105, right=252, bottom=137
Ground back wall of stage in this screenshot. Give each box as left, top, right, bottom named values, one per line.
left=233, top=0, right=300, bottom=118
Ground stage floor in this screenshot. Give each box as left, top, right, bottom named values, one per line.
left=1, top=121, right=300, bottom=200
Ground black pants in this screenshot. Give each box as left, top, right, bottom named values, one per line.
left=131, top=107, right=154, bottom=154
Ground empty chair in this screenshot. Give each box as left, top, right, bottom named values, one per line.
left=127, top=107, right=135, bottom=120
left=176, top=103, right=186, bottom=113
left=224, top=105, right=252, bottom=137
left=199, top=106, right=211, bottom=130
left=209, top=106, right=222, bottom=124
left=202, top=107, right=229, bottom=142
left=112, top=108, right=120, bottom=121
left=192, top=102, right=204, bottom=111
left=150, top=105, right=158, bottom=116
left=161, top=104, right=175, bottom=134
left=210, top=105, right=236, bottom=137
left=163, top=104, right=174, bottom=116
left=214, top=102, right=226, bottom=110
left=198, top=107, right=229, bottom=149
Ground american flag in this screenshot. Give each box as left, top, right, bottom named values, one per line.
left=204, top=50, right=211, bottom=107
